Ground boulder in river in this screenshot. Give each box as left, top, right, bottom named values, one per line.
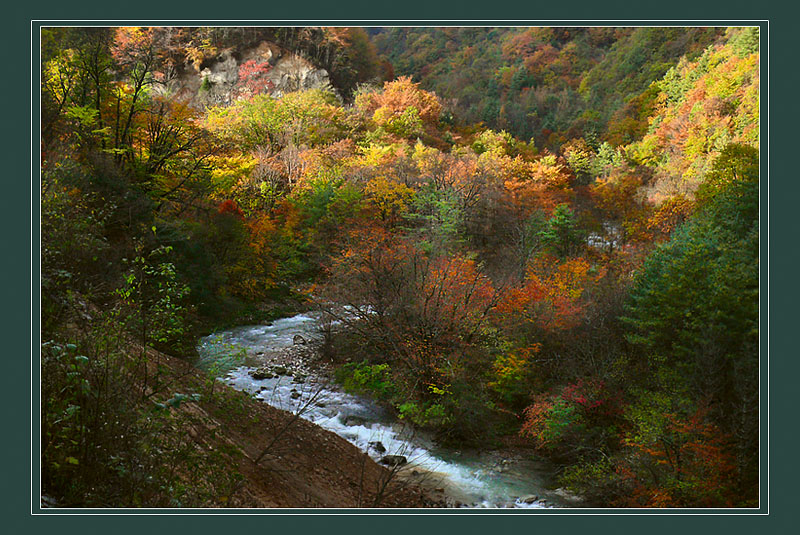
left=379, top=455, right=408, bottom=467
left=290, top=391, right=301, bottom=400
left=250, top=368, right=273, bottom=380
left=368, top=441, right=386, bottom=453
left=343, top=415, right=367, bottom=427
left=271, top=365, right=288, bottom=375
left=293, top=334, right=307, bottom=345
left=521, top=495, right=538, bottom=504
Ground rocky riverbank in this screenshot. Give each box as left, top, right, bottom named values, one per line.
left=205, top=317, right=582, bottom=508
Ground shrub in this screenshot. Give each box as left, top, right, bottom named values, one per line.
left=199, top=76, right=211, bottom=92
left=397, top=401, right=450, bottom=428
left=334, top=360, right=396, bottom=400
left=41, top=326, right=243, bottom=507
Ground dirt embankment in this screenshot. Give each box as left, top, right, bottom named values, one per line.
left=141, top=346, right=444, bottom=509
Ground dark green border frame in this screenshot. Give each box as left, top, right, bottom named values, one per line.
left=9, top=0, right=791, bottom=532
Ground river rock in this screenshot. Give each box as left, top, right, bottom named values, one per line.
left=290, top=391, right=301, bottom=400
left=343, top=415, right=367, bottom=427
left=271, top=365, right=288, bottom=375
left=379, top=455, right=408, bottom=467
left=552, top=487, right=584, bottom=503
left=250, top=368, right=272, bottom=380
left=293, top=334, right=307, bottom=345
left=521, top=495, right=538, bottom=504
left=368, top=441, right=386, bottom=453
left=391, top=421, right=410, bottom=434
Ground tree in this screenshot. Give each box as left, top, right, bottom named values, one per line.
left=205, top=88, right=345, bottom=153
left=110, top=27, right=163, bottom=156
left=622, top=143, right=758, bottom=497
left=356, top=76, right=442, bottom=133
left=364, top=175, right=414, bottom=225
left=503, top=152, right=574, bottom=214
left=538, top=203, right=583, bottom=258
left=236, top=59, right=275, bottom=98
left=323, top=227, right=498, bottom=352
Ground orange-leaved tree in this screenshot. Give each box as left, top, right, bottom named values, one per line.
left=320, top=225, right=500, bottom=386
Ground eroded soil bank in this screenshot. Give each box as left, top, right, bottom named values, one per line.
left=96, top=341, right=444, bottom=508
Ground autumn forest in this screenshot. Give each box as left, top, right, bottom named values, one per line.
left=39, top=26, right=760, bottom=509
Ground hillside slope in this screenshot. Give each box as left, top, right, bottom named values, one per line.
left=41, top=329, right=440, bottom=508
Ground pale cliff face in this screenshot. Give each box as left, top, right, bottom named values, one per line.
left=266, top=54, right=332, bottom=98
left=155, top=41, right=334, bottom=107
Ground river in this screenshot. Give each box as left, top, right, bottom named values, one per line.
left=198, top=312, right=576, bottom=508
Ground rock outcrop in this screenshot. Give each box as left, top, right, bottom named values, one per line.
left=379, top=455, right=408, bottom=467
left=157, top=41, right=334, bottom=107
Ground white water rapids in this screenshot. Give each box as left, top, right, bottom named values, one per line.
left=198, top=313, right=571, bottom=509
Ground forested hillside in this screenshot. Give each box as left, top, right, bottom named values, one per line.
left=40, top=25, right=759, bottom=508
left=371, top=27, right=727, bottom=149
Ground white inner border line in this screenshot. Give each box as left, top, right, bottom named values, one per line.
left=31, top=20, right=768, bottom=516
